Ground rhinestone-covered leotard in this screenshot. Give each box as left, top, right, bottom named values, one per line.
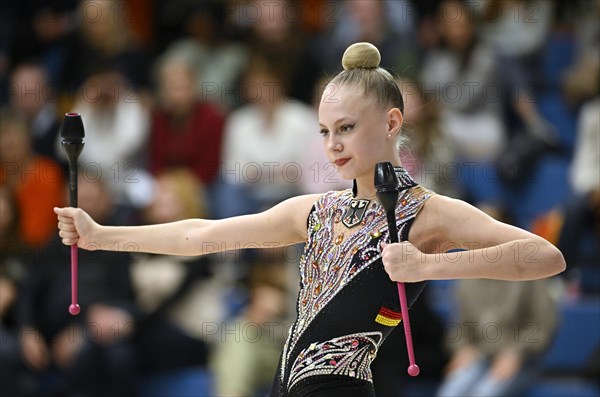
left=270, top=168, right=433, bottom=396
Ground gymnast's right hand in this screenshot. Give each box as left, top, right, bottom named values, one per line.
left=54, top=207, right=99, bottom=250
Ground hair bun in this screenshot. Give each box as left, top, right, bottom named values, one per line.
left=341, top=42, right=381, bottom=70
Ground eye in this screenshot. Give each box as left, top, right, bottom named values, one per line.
left=319, top=128, right=329, bottom=137
left=340, top=124, right=355, bottom=133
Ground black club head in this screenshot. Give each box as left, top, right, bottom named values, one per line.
left=60, top=112, right=85, bottom=141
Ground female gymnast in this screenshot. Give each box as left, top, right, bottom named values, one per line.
left=55, top=43, right=565, bottom=397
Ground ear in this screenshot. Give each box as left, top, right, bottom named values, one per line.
left=386, top=108, right=403, bottom=137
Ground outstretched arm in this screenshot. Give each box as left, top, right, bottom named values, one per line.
left=381, top=195, right=566, bottom=282
left=55, top=194, right=320, bottom=256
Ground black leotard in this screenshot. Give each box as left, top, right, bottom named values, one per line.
left=270, top=168, right=432, bottom=396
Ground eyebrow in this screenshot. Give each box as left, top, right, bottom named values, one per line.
left=319, top=116, right=355, bottom=128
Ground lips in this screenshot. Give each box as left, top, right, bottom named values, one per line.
left=334, top=158, right=350, bottom=167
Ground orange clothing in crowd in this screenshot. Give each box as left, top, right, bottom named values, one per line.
left=1, top=156, right=66, bottom=248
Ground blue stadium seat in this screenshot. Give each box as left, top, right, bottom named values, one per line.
left=543, top=298, right=600, bottom=372
left=526, top=379, right=600, bottom=397
left=139, top=367, right=213, bottom=397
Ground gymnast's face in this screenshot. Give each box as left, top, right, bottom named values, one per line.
left=318, top=83, right=401, bottom=181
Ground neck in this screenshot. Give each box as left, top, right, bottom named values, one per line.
left=354, top=175, right=377, bottom=200
left=354, top=158, right=403, bottom=200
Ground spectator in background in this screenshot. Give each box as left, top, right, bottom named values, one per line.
left=58, top=0, right=151, bottom=102
left=0, top=185, right=34, bottom=396
left=0, top=185, right=22, bottom=267
left=477, top=0, right=563, bottom=190
left=556, top=1, right=600, bottom=291
left=410, top=0, right=447, bottom=52
left=563, top=0, right=600, bottom=111
left=211, top=262, right=289, bottom=397
left=9, top=61, right=65, bottom=167
left=157, top=1, right=248, bottom=112
left=217, top=55, right=316, bottom=218
left=65, top=68, right=153, bottom=212
left=420, top=0, right=506, bottom=219
left=317, top=0, right=420, bottom=79
left=244, top=0, right=322, bottom=105
left=397, top=78, right=459, bottom=198
left=557, top=96, right=600, bottom=289
left=437, top=279, right=560, bottom=397
left=0, top=111, right=65, bottom=249
left=149, top=54, right=226, bottom=215
left=0, top=0, right=15, bottom=107
left=132, top=169, right=224, bottom=396
left=17, top=175, right=139, bottom=397
left=5, top=1, right=76, bottom=86
left=478, top=0, right=553, bottom=63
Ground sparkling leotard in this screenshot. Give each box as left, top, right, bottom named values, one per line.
left=270, top=168, right=433, bottom=396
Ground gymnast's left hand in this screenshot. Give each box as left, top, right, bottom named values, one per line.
left=381, top=241, right=428, bottom=283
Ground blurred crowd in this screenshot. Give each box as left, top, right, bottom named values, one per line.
left=0, top=0, right=598, bottom=396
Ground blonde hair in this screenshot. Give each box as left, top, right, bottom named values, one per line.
left=157, top=168, right=206, bottom=219
left=329, top=42, right=404, bottom=114
left=328, top=42, right=407, bottom=148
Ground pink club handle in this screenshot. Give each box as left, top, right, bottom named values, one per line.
left=397, top=282, right=419, bottom=376
left=69, top=245, right=80, bottom=316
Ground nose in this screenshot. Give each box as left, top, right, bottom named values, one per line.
left=326, top=135, right=342, bottom=153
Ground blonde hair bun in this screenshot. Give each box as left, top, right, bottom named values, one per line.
left=342, top=42, right=381, bottom=70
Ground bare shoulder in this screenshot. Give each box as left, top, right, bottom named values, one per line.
left=267, top=193, right=323, bottom=239
left=408, top=194, right=530, bottom=253
left=273, top=193, right=322, bottom=215
left=407, top=194, right=457, bottom=251
left=412, top=194, right=478, bottom=226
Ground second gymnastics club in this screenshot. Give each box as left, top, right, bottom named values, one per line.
left=374, top=162, right=420, bottom=376
left=60, top=113, right=85, bottom=316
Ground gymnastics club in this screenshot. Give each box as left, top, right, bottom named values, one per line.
left=374, top=162, right=419, bottom=376
left=60, top=113, right=85, bottom=316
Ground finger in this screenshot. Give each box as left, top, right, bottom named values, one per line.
left=62, top=238, right=78, bottom=246
left=59, top=230, right=79, bottom=239
left=54, top=207, right=80, bottom=218
left=58, top=222, right=76, bottom=232
left=57, top=215, right=74, bottom=223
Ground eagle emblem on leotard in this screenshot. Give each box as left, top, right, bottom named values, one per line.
left=342, top=199, right=371, bottom=228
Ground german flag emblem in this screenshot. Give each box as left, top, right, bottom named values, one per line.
left=375, top=305, right=402, bottom=327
